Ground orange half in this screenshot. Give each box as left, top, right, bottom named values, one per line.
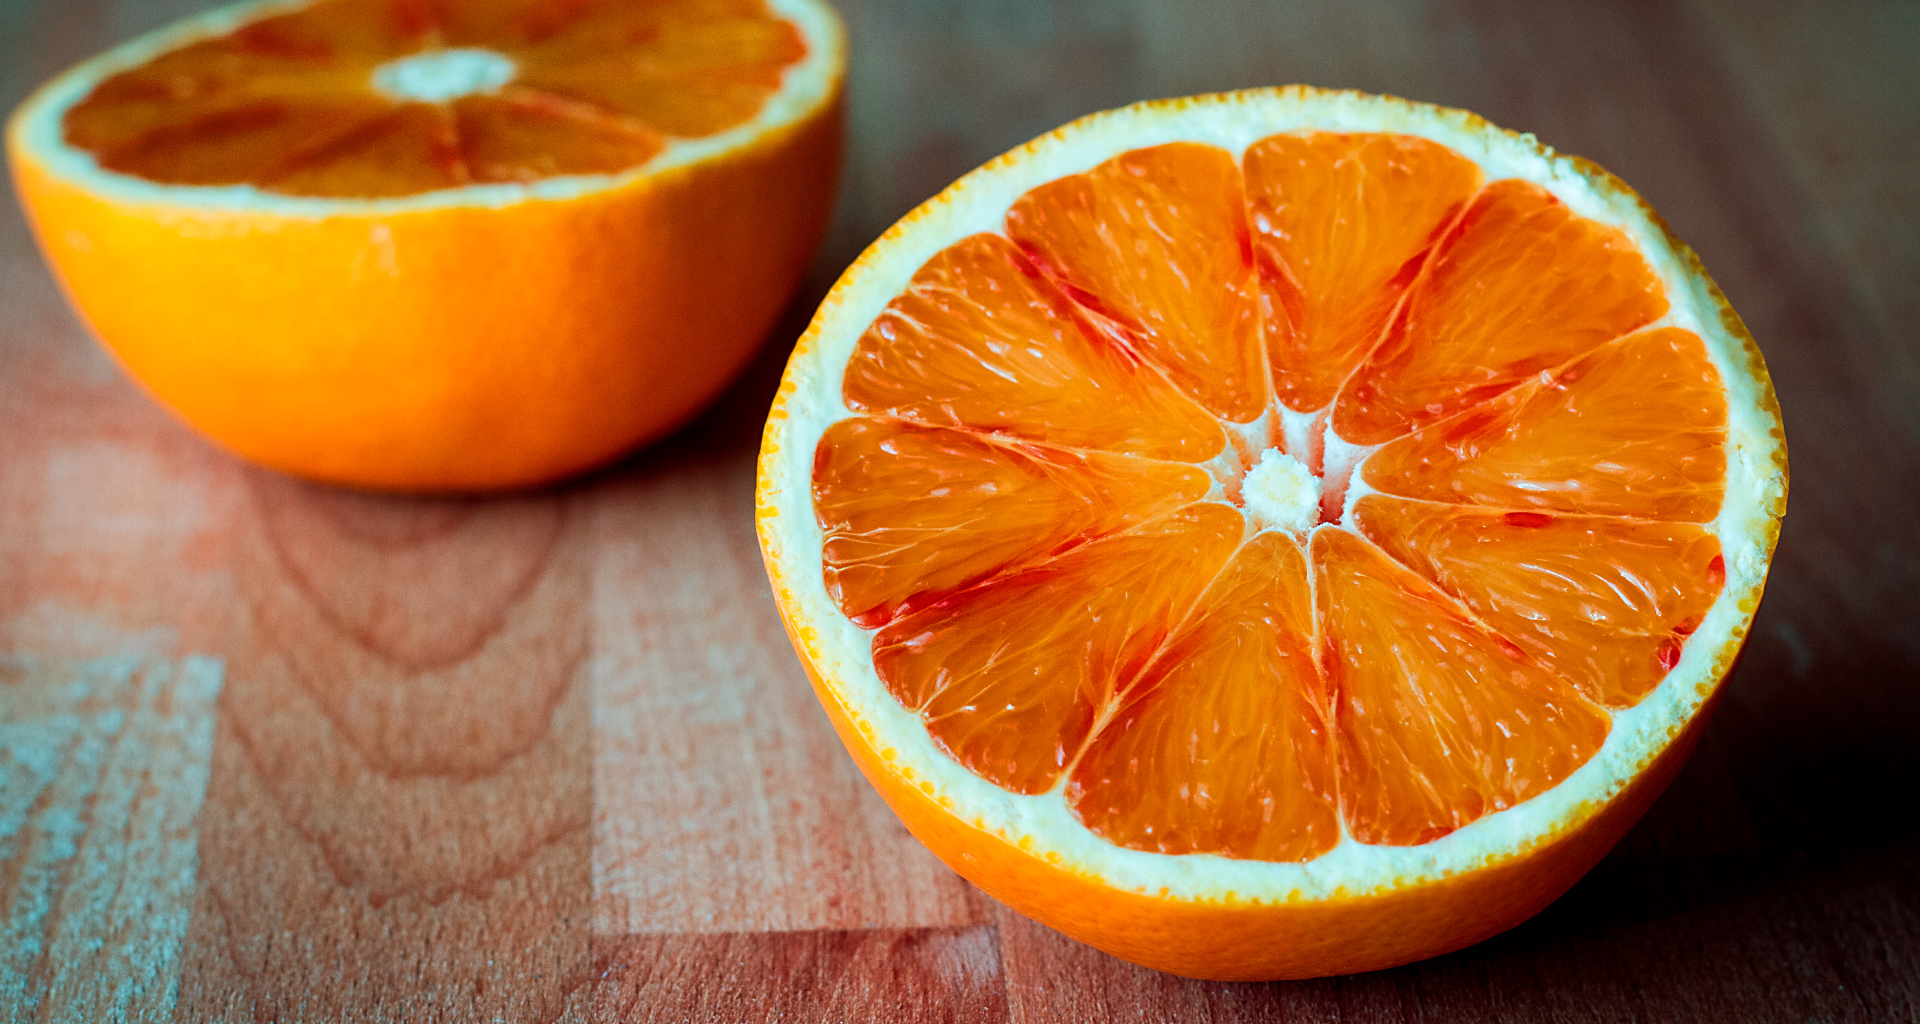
left=9, top=0, right=844, bottom=490
left=758, top=89, right=1786, bottom=981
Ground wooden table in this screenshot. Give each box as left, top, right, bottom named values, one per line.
left=4, top=0, right=1916, bottom=1020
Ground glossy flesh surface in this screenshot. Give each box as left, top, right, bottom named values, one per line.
left=812, top=135, right=1729, bottom=855
left=63, top=0, right=807, bottom=196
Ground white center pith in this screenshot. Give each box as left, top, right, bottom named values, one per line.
left=1240, top=449, right=1322, bottom=534
left=371, top=48, right=517, bottom=103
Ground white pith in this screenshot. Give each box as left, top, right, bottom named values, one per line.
left=371, top=48, right=516, bottom=104
left=761, top=91, right=1786, bottom=903
left=1241, top=450, right=1320, bottom=535
left=7, top=0, right=843, bottom=215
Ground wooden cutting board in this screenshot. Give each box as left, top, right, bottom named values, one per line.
left=3, top=0, right=1916, bottom=1020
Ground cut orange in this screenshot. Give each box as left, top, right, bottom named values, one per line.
left=9, top=0, right=843, bottom=490
left=758, top=89, right=1788, bottom=980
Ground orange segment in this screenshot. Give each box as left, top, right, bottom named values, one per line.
left=812, top=417, right=1212, bottom=628
left=477, top=0, right=784, bottom=62
left=70, top=96, right=397, bottom=188
left=1333, top=179, right=1670, bottom=445
left=1313, top=528, right=1611, bottom=845
left=842, top=233, right=1224, bottom=463
left=425, top=0, right=603, bottom=50
left=104, top=0, right=428, bottom=77
left=1363, top=327, right=1728, bottom=521
left=261, top=103, right=469, bottom=196
left=450, top=91, right=662, bottom=181
left=64, top=7, right=424, bottom=189
left=1006, top=143, right=1267, bottom=423
left=61, top=0, right=806, bottom=197
left=1067, top=532, right=1338, bottom=862
left=64, top=57, right=385, bottom=155
left=514, top=9, right=808, bottom=137
left=1244, top=132, right=1483, bottom=413
left=233, top=0, right=431, bottom=59
left=1352, top=496, right=1726, bottom=709
left=871, top=504, right=1243, bottom=795
left=517, top=75, right=777, bottom=141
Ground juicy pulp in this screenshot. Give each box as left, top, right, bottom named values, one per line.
left=812, top=134, right=1729, bottom=858
left=62, top=0, right=807, bottom=197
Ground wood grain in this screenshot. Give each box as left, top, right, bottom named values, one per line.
left=1, top=655, right=221, bottom=1023
left=173, top=478, right=592, bottom=1023
left=590, top=928, right=1008, bottom=1024
left=588, top=452, right=983, bottom=936
left=2, top=0, right=1917, bottom=1020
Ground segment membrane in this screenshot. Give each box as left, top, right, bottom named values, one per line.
left=843, top=233, right=1224, bottom=463
left=872, top=505, right=1242, bottom=795
left=1313, top=528, right=1611, bottom=846
left=813, top=418, right=1212, bottom=628
left=1363, top=327, right=1728, bottom=521
left=1244, top=132, right=1483, bottom=413
left=1068, top=532, right=1338, bottom=862
left=1333, top=179, right=1669, bottom=445
left=1006, top=143, right=1268, bottom=423
left=1353, top=496, right=1726, bottom=709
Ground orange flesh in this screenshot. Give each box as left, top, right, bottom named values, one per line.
left=1246, top=132, right=1484, bottom=414
left=1334, top=179, right=1670, bottom=445
left=1351, top=497, right=1725, bottom=709
left=871, top=504, right=1242, bottom=796
left=1067, top=532, right=1340, bottom=861
left=813, top=136, right=1730, bottom=854
left=1006, top=143, right=1268, bottom=423
left=1362, top=326, right=1729, bottom=521
left=62, top=0, right=806, bottom=197
left=814, top=418, right=1212, bottom=628
left=1314, top=528, right=1611, bottom=846
left=842, top=234, right=1225, bottom=463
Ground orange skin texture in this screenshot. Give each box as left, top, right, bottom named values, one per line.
left=7, top=87, right=842, bottom=492
left=758, top=88, right=1789, bottom=981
